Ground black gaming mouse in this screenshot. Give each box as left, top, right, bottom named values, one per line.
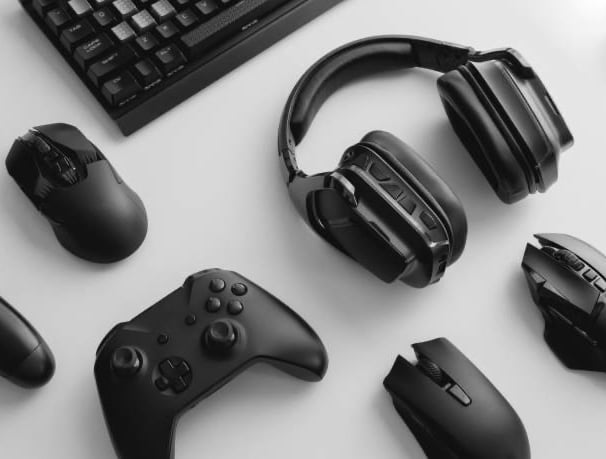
left=6, top=124, right=147, bottom=263
left=383, top=338, right=530, bottom=459
left=522, top=233, right=606, bottom=372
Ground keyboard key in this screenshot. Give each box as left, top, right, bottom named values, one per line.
left=133, top=59, right=162, bottom=87
left=182, top=0, right=290, bottom=58
left=46, top=8, right=71, bottom=35
left=33, top=0, right=56, bottom=17
left=131, top=10, right=156, bottom=32
left=102, top=72, right=142, bottom=106
left=113, top=0, right=137, bottom=18
left=88, top=46, right=137, bottom=86
left=68, top=0, right=93, bottom=16
left=156, top=21, right=178, bottom=39
left=151, top=0, right=176, bottom=21
left=93, top=7, right=115, bottom=26
left=175, top=9, right=197, bottom=29
left=74, top=34, right=114, bottom=69
left=155, top=45, right=187, bottom=75
left=135, top=33, right=158, bottom=52
left=60, top=20, right=95, bottom=52
left=195, top=0, right=218, bottom=15
left=112, top=21, right=136, bottom=41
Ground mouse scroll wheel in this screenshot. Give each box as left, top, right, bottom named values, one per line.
left=554, top=249, right=584, bottom=271
left=417, top=358, right=446, bottom=386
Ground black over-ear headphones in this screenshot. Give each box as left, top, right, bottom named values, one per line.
left=278, top=36, right=573, bottom=288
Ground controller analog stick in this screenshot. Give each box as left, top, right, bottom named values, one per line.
left=204, top=320, right=237, bottom=353
left=111, top=347, right=142, bottom=377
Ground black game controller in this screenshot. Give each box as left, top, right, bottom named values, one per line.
left=94, top=269, right=328, bottom=459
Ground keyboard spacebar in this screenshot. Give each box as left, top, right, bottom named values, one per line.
left=180, top=0, right=290, bottom=59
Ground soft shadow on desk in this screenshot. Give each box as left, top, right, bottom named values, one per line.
left=0, top=376, right=39, bottom=408
left=375, top=387, right=425, bottom=459
left=77, top=377, right=116, bottom=459
left=4, top=10, right=123, bottom=140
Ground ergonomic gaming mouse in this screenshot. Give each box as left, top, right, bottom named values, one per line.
left=6, top=124, right=147, bottom=263
left=383, top=338, right=530, bottom=459
left=0, top=297, right=55, bottom=388
left=522, top=233, right=606, bottom=371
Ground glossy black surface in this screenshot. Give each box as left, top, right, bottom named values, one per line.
left=278, top=36, right=572, bottom=287
left=522, top=234, right=606, bottom=371
left=384, top=338, right=530, bottom=459
left=0, top=298, right=55, bottom=388
left=95, top=269, right=328, bottom=459
left=6, top=123, right=147, bottom=263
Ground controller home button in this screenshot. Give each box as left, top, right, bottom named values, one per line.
left=111, top=347, right=141, bottom=377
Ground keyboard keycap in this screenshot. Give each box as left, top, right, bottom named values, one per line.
left=93, top=7, right=115, bottom=26
left=131, top=10, right=156, bottom=32
left=156, top=21, right=179, bottom=39
left=151, top=0, right=176, bottom=21
left=155, top=45, right=187, bottom=75
left=135, top=33, right=158, bottom=52
left=60, top=19, right=95, bottom=52
left=175, top=9, right=197, bottom=29
left=182, top=0, right=290, bottom=58
left=195, top=0, right=218, bottom=15
left=112, top=21, right=136, bottom=41
left=46, top=8, right=71, bottom=34
left=113, top=0, right=137, bottom=18
left=88, top=46, right=137, bottom=86
left=102, top=72, right=141, bottom=106
left=33, top=0, right=57, bottom=17
left=68, top=0, right=93, bottom=16
left=133, top=59, right=162, bottom=87
left=74, top=34, right=114, bottom=69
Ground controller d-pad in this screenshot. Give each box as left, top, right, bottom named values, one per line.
left=155, top=358, right=192, bottom=394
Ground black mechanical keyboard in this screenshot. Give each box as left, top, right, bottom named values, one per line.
left=20, top=0, right=344, bottom=135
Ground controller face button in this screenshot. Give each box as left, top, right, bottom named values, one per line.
left=185, top=313, right=197, bottom=325
left=227, top=300, right=244, bottom=315
left=157, top=358, right=192, bottom=393
left=157, top=334, right=169, bottom=345
left=209, top=279, right=226, bottom=293
left=231, top=283, right=248, bottom=296
left=204, top=320, right=237, bottom=353
left=206, top=297, right=221, bottom=313
left=420, top=211, right=438, bottom=230
left=595, top=278, right=606, bottom=292
left=584, top=269, right=598, bottom=282
left=111, top=347, right=142, bottom=377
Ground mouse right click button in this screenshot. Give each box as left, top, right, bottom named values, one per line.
left=447, top=384, right=471, bottom=406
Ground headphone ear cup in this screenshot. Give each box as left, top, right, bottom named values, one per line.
left=357, top=131, right=468, bottom=265
left=438, top=62, right=538, bottom=204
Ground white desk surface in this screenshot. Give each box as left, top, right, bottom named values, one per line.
left=1, top=0, right=605, bottom=457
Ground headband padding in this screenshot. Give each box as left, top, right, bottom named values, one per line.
left=360, top=131, right=468, bottom=263
left=289, top=40, right=416, bottom=143
left=437, top=65, right=531, bottom=203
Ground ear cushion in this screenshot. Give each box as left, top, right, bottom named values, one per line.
left=359, top=131, right=467, bottom=263
left=437, top=63, right=532, bottom=203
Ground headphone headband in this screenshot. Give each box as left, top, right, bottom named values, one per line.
left=278, top=36, right=476, bottom=183
left=278, top=35, right=536, bottom=185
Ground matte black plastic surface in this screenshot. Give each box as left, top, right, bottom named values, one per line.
left=19, top=0, right=345, bottom=135
left=438, top=60, right=573, bottom=203
left=6, top=124, right=147, bottom=263
left=0, top=298, right=55, bottom=388
left=522, top=234, right=606, bottom=371
left=384, top=338, right=530, bottom=459
left=95, top=269, right=328, bottom=459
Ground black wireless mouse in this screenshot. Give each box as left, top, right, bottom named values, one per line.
left=383, top=338, right=530, bottom=459
left=0, top=297, right=55, bottom=388
left=6, top=124, right=147, bottom=263
left=522, top=233, right=606, bottom=371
